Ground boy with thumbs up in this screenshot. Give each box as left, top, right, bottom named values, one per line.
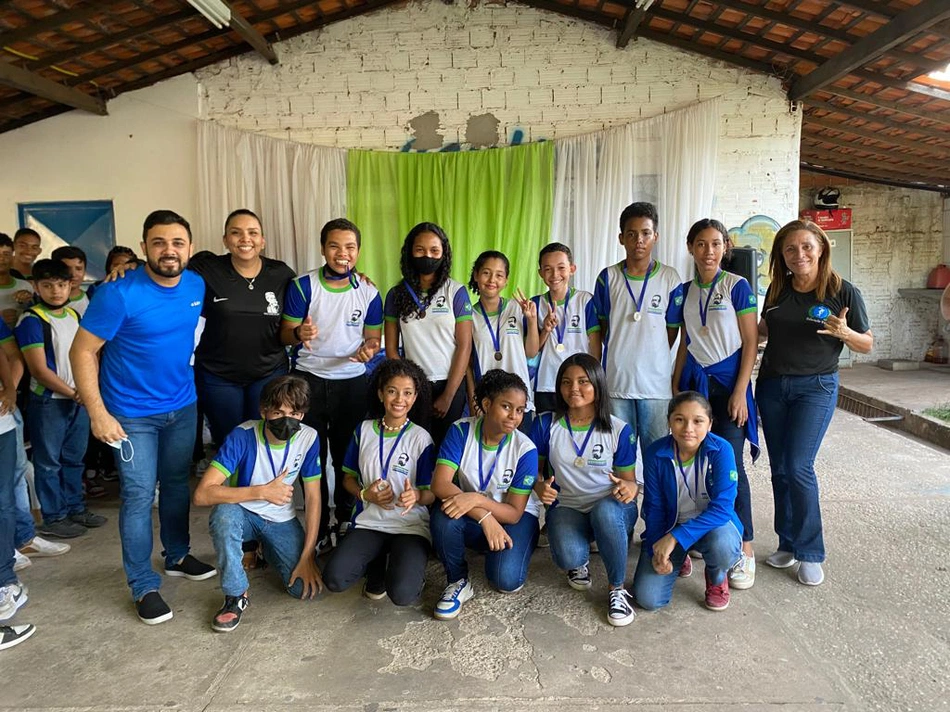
left=194, top=375, right=323, bottom=632
left=280, top=219, right=382, bottom=554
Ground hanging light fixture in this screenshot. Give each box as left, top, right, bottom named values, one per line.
left=186, top=0, right=232, bottom=29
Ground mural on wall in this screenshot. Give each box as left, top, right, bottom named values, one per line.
left=400, top=110, right=530, bottom=152
left=18, top=201, right=116, bottom=282
left=728, top=215, right=780, bottom=297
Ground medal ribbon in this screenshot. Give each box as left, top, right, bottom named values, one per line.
left=378, top=420, right=410, bottom=481
left=477, top=419, right=508, bottom=491
left=403, top=280, right=428, bottom=316
left=565, top=415, right=596, bottom=465
left=622, top=260, right=654, bottom=316
left=674, top=444, right=700, bottom=501
left=697, top=270, right=722, bottom=332
left=264, top=428, right=293, bottom=480
left=547, top=289, right=572, bottom=347
left=477, top=299, right=505, bottom=357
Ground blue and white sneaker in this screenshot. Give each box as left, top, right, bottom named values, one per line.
left=434, top=578, right=473, bottom=620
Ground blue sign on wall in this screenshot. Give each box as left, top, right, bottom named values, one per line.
left=17, top=200, right=116, bottom=282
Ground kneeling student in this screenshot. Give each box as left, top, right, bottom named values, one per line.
left=194, top=375, right=323, bottom=632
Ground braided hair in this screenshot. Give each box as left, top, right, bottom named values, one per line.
left=392, top=222, right=453, bottom=322
left=367, top=358, right=432, bottom=424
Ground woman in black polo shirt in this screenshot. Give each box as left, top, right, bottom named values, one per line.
left=192, top=209, right=296, bottom=446
left=756, top=219, right=873, bottom=587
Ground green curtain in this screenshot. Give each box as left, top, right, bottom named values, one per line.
left=346, top=141, right=554, bottom=301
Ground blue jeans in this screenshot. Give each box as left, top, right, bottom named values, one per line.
left=27, top=395, right=89, bottom=523
left=708, top=379, right=753, bottom=542
left=610, top=397, right=669, bottom=457
left=547, top=497, right=638, bottom=587
left=114, top=402, right=197, bottom=601
left=756, top=374, right=838, bottom=563
left=208, top=503, right=307, bottom=598
left=0, top=429, right=18, bottom=587
left=430, top=506, right=539, bottom=593
left=195, top=363, right=287, bottom=447
left=632, top=522, right=742, bottom=610
left=13, top=411, right=35, bottom=548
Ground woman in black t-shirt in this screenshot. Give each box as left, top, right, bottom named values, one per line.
left=192, top=210, right=296, bottom=447
left=756, top=219, right=872, bottom=587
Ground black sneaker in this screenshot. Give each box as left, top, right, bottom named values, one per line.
left=164, top=554, right=217, bottom=581
left=0, top=623, right=36, bottom=650
left=136, top=591, right=173, bottom=625
left=362, top=579, right=387, bottom=601
left=607, top=588, right=636, bottom=627
left=69, top=510, right=108, bottom=528
left=37, top=519, right=87, bottom=539
left=212, top=595, right=248, bottom=632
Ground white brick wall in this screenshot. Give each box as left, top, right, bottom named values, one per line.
left=800, top=184, right=945, bottom=362
left=196, top=1, right=800, bottom=229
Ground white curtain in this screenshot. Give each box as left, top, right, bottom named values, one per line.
left=552, top=99, right=721, bottom=291
left=196, top=121, right=347, bottom=273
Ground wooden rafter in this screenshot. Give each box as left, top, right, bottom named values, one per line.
left=804, top=98, right=950, bottom=142
left=807, top=116, right=950, bottom=158
left=0, top=60, right=107, bottom=114
left=822, top=86, right=950, bottom=127
left=616, top=4, right=648, bottom=49
left=800, top=162, right=949, bottom=192
left=0, top=0, right=126, bottom=47
left=789, top=0, right=950, bottom=100
left=221, top=1, right=279, bottom=65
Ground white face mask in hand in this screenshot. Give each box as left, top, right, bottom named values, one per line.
left=108, top=438, right=134, bottom=463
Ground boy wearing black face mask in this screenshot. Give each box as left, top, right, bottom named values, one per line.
left=194, top=375, right=323, bottom=632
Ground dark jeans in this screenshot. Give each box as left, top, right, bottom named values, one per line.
left=27, top=395, right=89, bottom=524
left=195, top=362, right=288, bottom=447
left=708, top=379, right=753, bottom=542
left=431, top=506, right=539, bottom=592
left=323, top=527, right=430, bottom=606
left=756, top=373, right=838, bottom=563
left=429, top=380, right=466, bottom=451
left=295, top=370, right=368, bottom=539
left=0, top=429, right=18, bottom=587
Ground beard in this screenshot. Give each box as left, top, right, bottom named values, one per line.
left=147, top=255, right=186, bottom=278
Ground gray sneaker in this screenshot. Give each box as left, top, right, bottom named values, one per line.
left=37, top=519, right=87, bottom=539
left=798, top=561, right=825, bottom=586
left=69, top=510, right=108, bottom=528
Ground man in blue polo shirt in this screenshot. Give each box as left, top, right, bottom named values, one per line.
left=71, top=210, right=216, bottom=625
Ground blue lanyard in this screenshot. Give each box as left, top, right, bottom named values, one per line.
left=378, top=420, right=410, bottom=481
left=477, top=298, right=504, bottom=356
left=323, top=265, right=358, bottom=289
left=264, top=432, right=292, bottom=480
left=477, top=419, right=508, bottom=492
left=622, top=260, right=654, bottom=316
left=674, top=444, right=699, bottom=500
left=403, top=280, right=428, bottom=316
left=547, top=289, right=571, bottom=346
left=565, top=416, right=595, bottom=463
left=697, top=270, right=722, bottom=330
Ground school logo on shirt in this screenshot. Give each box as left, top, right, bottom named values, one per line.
left=729, top=469, right=738, bottom=482
left=346, top=308, right=363, bottom=327
left=748, top=294, right=756, bottom=306
left=589, top=443, right=607, bottom=466
left=648, top=294, right=663, bottom=314
left=397, top=453, right=410, bottom=467
left=712, top=292, right=725, bottom=307
left=433, top=295, right=449, bottom=314
left=500, top=468, right=514, bottom=487
left=393, top=451, right=411, bottom=477
left=264, top=292, right=279, bottom=316
left=807, top=305, right=831, bottom=325
left=569, top=315, right=581, bottom=330
left=505, top=315, right=519, bottom=335
left=674, top=294, right=684, bottom=306
left=523, top=474, right=535, bottom=487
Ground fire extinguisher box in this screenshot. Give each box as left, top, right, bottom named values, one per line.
left=800, top=209, right=852, bottom=230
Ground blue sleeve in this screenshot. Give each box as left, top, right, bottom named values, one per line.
left=210, top=428, right=251, bottom=480
left=436, top=421, right=467, bottom=469
left=508, top=446, right=539, bottom=494
left=529, top=412, right=551, bottom=462
left=593, top=269, right=610, bottom=321
left=341, top=428, right=362, bottom=479
left=452, top=285, right=473, bottom=322
left=640, top=440, right=667, bottom=554
left=667, top=283, right=685, bottom=327
left=365, top=292, right=383, bottom=329
left=731, top=278, right=757, bottom=315
left=79, top=282, right=127, bottom=341
left=584, top=297, right=599, bottom=333
left=299, top=439, right=322, bottom=482
left=415, top=443, right=435, bottom=489
left=14, top=314, right=44, bottom=350
left=670, top=441, right=738, bottom=551
left=613, top=423, right=636, bottom=472
left=0, top=320, right=12, bottom=342
left=281, top=276, right=311, bottom=323
left=384, top=287, right=398, bottom=322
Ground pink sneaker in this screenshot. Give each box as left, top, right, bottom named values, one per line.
left=678, top=556, right=693, bottom=578
left=704, top=573, right=730, bottom=611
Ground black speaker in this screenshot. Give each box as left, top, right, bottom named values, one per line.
left=722, top=246, right=758, bottom=299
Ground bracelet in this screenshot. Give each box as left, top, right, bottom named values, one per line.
left=359, top=487, right=368, bottom=503
left=477, top=511, right=493, bottom=525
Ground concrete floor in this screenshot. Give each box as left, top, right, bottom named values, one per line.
left=4, top=408, right=948, bottom=712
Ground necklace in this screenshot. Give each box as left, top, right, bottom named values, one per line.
left=381, top=418, right=408, bottom=432
left=243, top=275, right=257, bottom=291
left=232, top=257, right=262, bottom=291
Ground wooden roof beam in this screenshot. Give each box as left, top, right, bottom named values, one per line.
left=0, top=60, right=106, bottom=115
left=805, top=98, right=950, bottom=141
left=616, top=4, right=649, bottom=49
left=800, top=162, right=949, bottom=193
left=0, top=0, right=125, bottom=47
left=823, top=86, right=950, bottom=128
left=806, top=115, right=950, bottom=157
left=789, top=0, right=950, bottom=100
left=225, top=2, right=279, bottom=65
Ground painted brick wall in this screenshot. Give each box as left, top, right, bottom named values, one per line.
left=800, top=183, right=946, bottom=362
left=195, top=1, right=800, bottom=228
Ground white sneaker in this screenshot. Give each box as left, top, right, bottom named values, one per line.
left=19, top=536, right=71, bottom=557
left=434, top=578, right=473, bottom=620
left=13, top=550, right=31, bottom=572
left=729, top=553, right=756, bottom=590
left=0, top=583, right=29, bottom=623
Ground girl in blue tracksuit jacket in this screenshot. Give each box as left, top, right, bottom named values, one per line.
left=631, top=391, right=743, bottom=612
